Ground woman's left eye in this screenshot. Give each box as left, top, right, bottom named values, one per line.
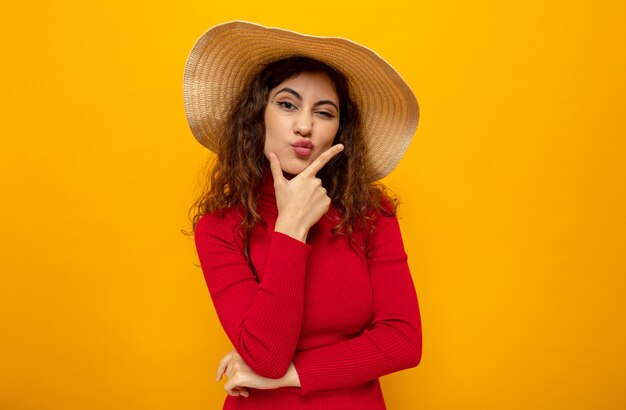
left=316, top=111, right=335, bottom=119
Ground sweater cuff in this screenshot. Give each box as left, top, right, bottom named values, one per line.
left=262, top=231, right=311, bottom=287
left=270, top=230, right=312, bottom=254
left=294, top=346, right=351, bottom=396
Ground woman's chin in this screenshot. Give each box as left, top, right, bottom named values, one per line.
left=279, top=159, right=309, bottom=176
left=280, top=167, right=302, bottom=179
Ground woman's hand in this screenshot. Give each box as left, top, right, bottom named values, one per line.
left=217, top=350, right=280, bottom=396
left=268, top=144, right=344, bottom=242
left=216, top=350, right=301, bottom=397
left=216, top=350, right=250, bottom=397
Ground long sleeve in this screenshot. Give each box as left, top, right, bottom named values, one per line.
left=195, top=210, right=311, bottom=378
left=292, top=211, right=422, bottom=395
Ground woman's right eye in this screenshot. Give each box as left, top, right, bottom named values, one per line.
left=276, top=101, right=296, bottom=110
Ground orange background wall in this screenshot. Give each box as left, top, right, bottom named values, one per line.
left=1, top=1, right=625, bottom=409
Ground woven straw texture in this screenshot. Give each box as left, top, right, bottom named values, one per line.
left=183, top=21, right=419, bottom=181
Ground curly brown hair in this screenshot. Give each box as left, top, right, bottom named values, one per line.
left=188, top=57, right=396, bottom=263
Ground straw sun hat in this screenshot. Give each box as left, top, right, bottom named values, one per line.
left=183, top=21, right=419, bottom=181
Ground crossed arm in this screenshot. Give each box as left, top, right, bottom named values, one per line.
left=196, top=204, right=421, bottom=396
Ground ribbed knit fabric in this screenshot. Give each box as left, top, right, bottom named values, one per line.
left=195, top=170, right=422, bottom=409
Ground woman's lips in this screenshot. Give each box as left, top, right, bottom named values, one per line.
left=293, top=146, right=312, bottom=157
left=292, top=140, right=314, bottom=157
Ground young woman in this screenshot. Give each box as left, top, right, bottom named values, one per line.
left=184, top=21, right=422, bottom=409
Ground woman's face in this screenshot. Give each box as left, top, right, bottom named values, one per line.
left=263, top=72, right=340, bottom=176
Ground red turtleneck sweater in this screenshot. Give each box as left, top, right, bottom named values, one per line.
left=195, top=172, right=422, bottom=409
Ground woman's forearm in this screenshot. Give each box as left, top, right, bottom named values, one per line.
left=279, top=362, right=302, bottom=388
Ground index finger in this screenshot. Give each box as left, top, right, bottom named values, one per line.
left=301, top=144, right=344, bottom=177
left=267, top=152, right=287, bottom=186
left=216, top=350, right=235, bottom=381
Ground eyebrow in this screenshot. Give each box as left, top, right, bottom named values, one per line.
left=273, top=87, right=340, bottom=112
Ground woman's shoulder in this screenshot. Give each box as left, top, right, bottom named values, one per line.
left=367, top=189, right=398, bottom=224
left=195, top=206, right=244, bottom=237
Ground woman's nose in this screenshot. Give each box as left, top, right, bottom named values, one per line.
left=293, top=111, right=313, bottom=136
